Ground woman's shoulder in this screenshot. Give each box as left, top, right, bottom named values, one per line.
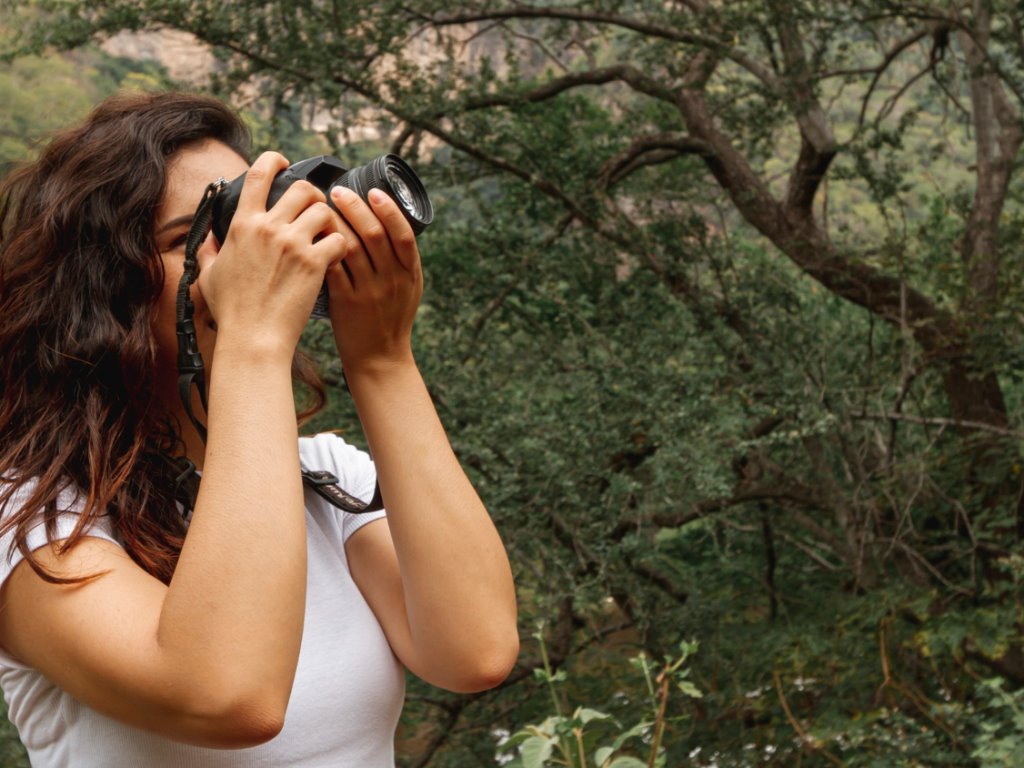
left=298, top=432, right=374, bottom=477
left=298, top=433, right=384, bottom=539
left=0, top=478, right=120, bottom=630
left=0, top=476, right=89, bottom=526
left=0, top=476, right=118, bottom=547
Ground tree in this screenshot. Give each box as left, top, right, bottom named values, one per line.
left=6, top=1, right=1024, bottom=764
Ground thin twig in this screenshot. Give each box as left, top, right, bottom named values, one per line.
left=853, top=411, right=1024, bottom=439
left=773, top=671, right=846, bottom=767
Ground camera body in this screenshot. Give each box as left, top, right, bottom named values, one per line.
left=211, top=154, right=433, bottom=318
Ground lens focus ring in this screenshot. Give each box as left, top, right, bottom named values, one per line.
left=335, top=154, right=433, bottom=235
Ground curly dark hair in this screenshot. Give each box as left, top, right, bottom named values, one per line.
left=0, top=91, right=325, bottom=584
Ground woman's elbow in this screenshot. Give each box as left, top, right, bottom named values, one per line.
left=213, top=699, right=287, bottom=748
left=465, top=654, right=519, bottom=693
left=450, top=633, right=521, bottom=693
left=177, top=683, right=289, bottom=748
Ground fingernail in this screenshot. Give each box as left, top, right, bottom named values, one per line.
left=368, top=189, right=387, bottom=205
left=333, top=186, right=355, bottom=201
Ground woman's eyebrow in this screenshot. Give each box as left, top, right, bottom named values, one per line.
left=155, top=214, right=193, bottom=236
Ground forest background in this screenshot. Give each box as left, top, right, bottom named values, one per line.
left=3, top=1, right=1024, bottom=766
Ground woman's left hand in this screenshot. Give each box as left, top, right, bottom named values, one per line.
left=324, top=187, right=423, bottom=373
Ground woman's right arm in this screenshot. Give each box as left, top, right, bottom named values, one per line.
left=0, top=351, right=304, bottom=748
left=0, top=153, right=347, bottom=748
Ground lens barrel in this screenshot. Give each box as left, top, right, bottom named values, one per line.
left=336, top=155, right=433, bottom=235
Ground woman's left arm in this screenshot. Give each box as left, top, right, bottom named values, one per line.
left=326, top=186, right=519, bottom=693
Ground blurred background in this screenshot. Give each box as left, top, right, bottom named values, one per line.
left=3, top=1, right=1024, bottom=765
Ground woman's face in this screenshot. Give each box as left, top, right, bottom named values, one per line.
left=151, top=139, right=249, bottom=428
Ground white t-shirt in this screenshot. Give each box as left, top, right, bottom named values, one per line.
left=0, top=433, right=405, bottom=767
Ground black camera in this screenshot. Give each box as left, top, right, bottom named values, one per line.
left=211, top=154, right=433, bottom=318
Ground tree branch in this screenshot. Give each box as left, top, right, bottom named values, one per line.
left=406, top=699, right=469, bottom=768
left=420, top=5, right=782, bottom=90
left=671, top=56, right=962, bottom=357
left=853, top=411, right=1024, bottom=439
left=958, top=7, right=1023, bottom=316
left=852, top=26, right=936, bottom=129
left=460, top=64, right=679, bottom=110
left=597, top=131, right=713, bottom=189
left=769, top=3, right=838, bottom=214
left=609, top=484, right=824, bottom=542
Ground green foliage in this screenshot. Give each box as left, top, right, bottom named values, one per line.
left=499, top=631, right=701, bottom=768
left=971, top=678, right=1024, bottom=766
left=0, top=46, right=172, bottom=172
left=0, top=28, right=175, bottom=173
left=0, top=706, right=25, bottom=768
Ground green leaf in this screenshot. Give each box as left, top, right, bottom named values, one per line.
left=520, top=735, right=555, bottom=768
left=608, top=758, right=649, bottom=768
left=576, top=707, right=612, bottom=724
left=612, top=723, right=651, bottom=750
left=594, top=746, right=614, bottom=766
left=677, top=680, right=703, bottom=698
left=500, top=730, right=535, bottom=751
left=534, top=667, right=568, bottom=684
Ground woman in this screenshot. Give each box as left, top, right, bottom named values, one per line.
left=0, top=91, right=518, bottom=766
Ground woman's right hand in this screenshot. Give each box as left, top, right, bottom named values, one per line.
left=195, top=151, right=349, bottom=358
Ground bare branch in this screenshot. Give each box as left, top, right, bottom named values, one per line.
left=388, top=123, right=415, bottom=156
left=465, top=213, right=575, bottom=354
left=775, top=530, right=844, bottom=571
left=852, top=26, right=936, bottom=129
left=889, top=539, right=975, bottom=596
left=774, top=670, right=847, bottom=766
left=855, top=6, right=1024, bottom=109
left=500, top=22, right=572, bottom=73
left=626, top=558, right=689, bottom=605
left=871, top=56, right=938, bottom=129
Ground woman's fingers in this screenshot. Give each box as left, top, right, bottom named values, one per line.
left=330, top=187, right=379, bottom=280
left=234, top=152, right=289, bottom=216
left=291, top=202, right=343, bottom=253
left=235, top=152, right=331, bottom=229
left=267, top=179, right=328, bottom=226
left=365, top=189, right=419, bottom=273
left=330, top=187, right=419, bottom=275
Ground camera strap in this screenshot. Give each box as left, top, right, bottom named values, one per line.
left=174, top=179, right=224, bottom=445
left=300, top=465, right=384, bottom=514
left=173, top=180, right=384, bottom=517
left=165, top=455, right=383, bottom=518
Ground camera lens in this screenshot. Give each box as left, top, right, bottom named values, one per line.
left=335, top=154, right=433, bottom=235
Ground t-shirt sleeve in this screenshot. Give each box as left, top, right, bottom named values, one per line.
left=0, top=482, right=120, bottom=670
left=298, top=433, right=387, bottom=542
left=0, top=481, right=120, bottom=591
